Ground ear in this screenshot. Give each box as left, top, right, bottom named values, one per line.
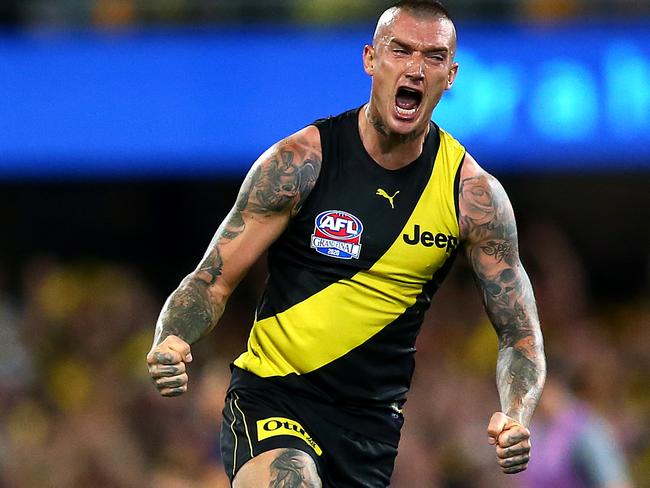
left=445, top=62, right=459, bottom=90
left=363, top=45, right=375, bottom=76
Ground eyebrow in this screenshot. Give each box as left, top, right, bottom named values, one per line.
left=389, top=39, right=450, bottom=54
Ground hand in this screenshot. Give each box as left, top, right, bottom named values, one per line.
left=147, top=335, right=193, bottom=397
left=487, top=412, right=531, bottom=474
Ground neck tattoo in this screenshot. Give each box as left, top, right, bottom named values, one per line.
left=366, top=107, right=389, bottom=137
left=366, top=106, right=426, bottom=144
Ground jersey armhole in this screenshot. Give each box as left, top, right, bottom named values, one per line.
left=453, top=151, right=466, bottom=229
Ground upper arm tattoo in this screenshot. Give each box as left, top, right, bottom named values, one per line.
left=154, top=135, right=321, bottom=346
left=235, top=140, right=321, bottom=220
left=460, top=173, right=545, bottom=425
left=199, top=138, right=320, bottom=280
left=197, top=138, right=320, bottom=282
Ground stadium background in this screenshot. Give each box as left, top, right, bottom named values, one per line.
left=1, top=0, right=649, bottom=486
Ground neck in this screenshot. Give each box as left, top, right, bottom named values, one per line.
left=359, top=104, right=429, bottom=170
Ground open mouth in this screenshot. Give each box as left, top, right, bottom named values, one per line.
left=395, top=86, right=423, bottom=119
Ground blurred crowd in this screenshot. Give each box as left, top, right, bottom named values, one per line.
left=0, top=219, right=648, bottom=487
left=1, top=0, right=649, bottom=27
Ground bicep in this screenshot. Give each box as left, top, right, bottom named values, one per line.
left=458, top=156, right=537, bottom=341
left=195, top=127, right=322, bottom=294
left=459, top=158, right=522, bottom=306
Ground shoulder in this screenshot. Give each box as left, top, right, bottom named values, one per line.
left=458, top=153, right=515, bottom=243
left=285, top=125, right=322, bottom=155
left=265, top=125, right=321, bottom=168
left=245, top=125, right=323, bottom=216
left=459, top=153, right=503, bottom=200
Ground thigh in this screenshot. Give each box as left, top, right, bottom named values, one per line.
left=233, top=447, right=322, bottom=488
left=220, top=388, right=400, bottom=487
left=220, top=389, right=325, bottom=485
left=320, top=426, right=399, bottom=488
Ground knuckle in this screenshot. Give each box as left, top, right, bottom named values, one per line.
left=502, top=455, right=530, bottom=468
left=504, top=446, right=527, bottom=457
left=503, top=464, right=526, bottom=474
left=155, top=365, right=182, bottom=377
left=156, top=374, right=187, bottom=388
left=161, top=384, right=188, bottom=396
left=153, top=352, right=170, bottom=364
left=507, top=434, right=523, bottom=446
left=496, top=449, right=509, bottom=459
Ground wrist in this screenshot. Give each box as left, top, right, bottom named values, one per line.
left=504, top=409, right=529, bottom=427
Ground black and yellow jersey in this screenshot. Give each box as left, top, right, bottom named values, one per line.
left=231, top=108, right=465, bottom=438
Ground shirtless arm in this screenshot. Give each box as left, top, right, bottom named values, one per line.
left=459, top=154, right=546, bottom=474
left=146, top=125, right=322, bottom=397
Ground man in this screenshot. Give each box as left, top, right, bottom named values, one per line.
left=147, top=1, right=546, bottom=486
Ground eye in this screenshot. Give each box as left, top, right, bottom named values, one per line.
left=393, top=48, right=408, bottom=55
left=426, top=53, right=445, bottom=62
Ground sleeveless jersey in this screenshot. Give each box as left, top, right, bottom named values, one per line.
left=232, top=107, right=465, bottom=412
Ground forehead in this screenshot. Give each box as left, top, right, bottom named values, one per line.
left=375, top=10, right=456, bottom=51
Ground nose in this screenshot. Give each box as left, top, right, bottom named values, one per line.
left=405, top=53, right=425, bottom=81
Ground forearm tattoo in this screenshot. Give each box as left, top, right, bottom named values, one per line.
left=460, top=174, right=546, bottom=426
left=154, top=137, right=322, bottom=346
left=269, top=449, right=322, bottom=488
left=153, top=246, right=225, bottom=346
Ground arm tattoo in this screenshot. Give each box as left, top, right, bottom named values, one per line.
left=269, top=449, right=321, bottom=488
left=152, top=242, right=225, bottom=345
left=460, top=174, right=546, bottom=426
left=153, top=136, right=321, bottom=347
left=247, top=145, right=320, bottom=216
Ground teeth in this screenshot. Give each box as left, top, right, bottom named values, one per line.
left=396, top=106, right=417, bottom=116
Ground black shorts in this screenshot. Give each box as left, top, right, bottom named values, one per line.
left=220, top=386, right=402, bottom=487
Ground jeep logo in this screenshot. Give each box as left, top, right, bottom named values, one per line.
left=403, top=224, right=458, bottom=252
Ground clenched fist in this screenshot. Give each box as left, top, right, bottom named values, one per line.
left=487, top=412, right=531, bottom=474
left=147, top=335, right=193, bottom=397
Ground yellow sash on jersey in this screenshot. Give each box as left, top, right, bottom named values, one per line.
left=234, top=130, right=465, bottom=377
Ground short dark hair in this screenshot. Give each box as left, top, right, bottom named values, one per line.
left=389, top=0, right=453, bottom=22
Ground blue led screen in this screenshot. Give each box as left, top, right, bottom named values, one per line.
left=0, top=23, right=649, bottom=178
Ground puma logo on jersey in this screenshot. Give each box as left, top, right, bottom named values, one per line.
left=376, top=189, right=400, bottom=209
left=403, top=224, right=458, bottom=252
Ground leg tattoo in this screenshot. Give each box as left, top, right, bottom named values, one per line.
left=269, top=449, right=321, bottom=488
